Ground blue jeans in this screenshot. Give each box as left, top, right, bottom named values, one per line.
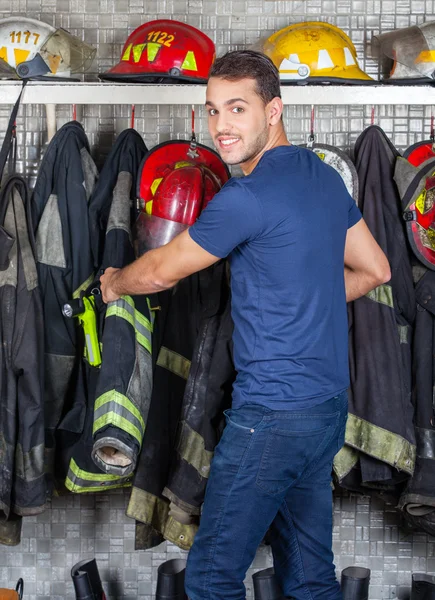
left=185, top=392, right=348, bottom=600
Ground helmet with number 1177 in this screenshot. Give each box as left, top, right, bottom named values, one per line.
left=0, top=16, right=95, bottom=79
left=100, top=19, right=215, bottom=83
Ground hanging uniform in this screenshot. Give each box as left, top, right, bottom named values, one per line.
left=62, top=129, right=152, bottom=492
left=126, top=138, right=233, bottom=550
left=32, top=121, right=98, bottom=486
left=0, top=87, right=46, bottom=546
left=334, top=126, right=416, bottom=493
left=0, top=177, right=46, bottom=544
left=128, top=261, right=234, bottom=551
left=395, top=157, right=435, bottom=534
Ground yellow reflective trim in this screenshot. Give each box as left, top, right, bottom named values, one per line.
left=145, top=200, right=153, bottom=215
left=0, top=47, right=7, bottom=62
left=65, top=477, right=131, bottom=493
left=150, top=177, right=163, bottom=196
left=136, top=330, right=151, bottom=353
left=73, top=272, right=95, bottom=299
left=94, top=390, right=145, bottom=433
left=365, top=283, right=393, bottom=308
left=344, top=412, right=415, bottom=475
left=416, top=190, right=426, bottom=215
left=333, top=445, right=359, bottom=480
left=181, top=50, right=197, bottom=72
left=416, top=50, right=435, bottom=64
left=117, top=295, right=152, bottom=331
left=157, top=347, right=191, bottom=380
left=126, top=487, right=198, bottom=550
left=122, top=43, right=132, bottom=61
left=133, top=43, right=146, bottom=63
left=14, top=48, right=30, bottom=65
left=175, top=161, right=193, bottom=169
left=93, top=411, right=143, bottom=446
left=147, top=42, right=161, bottom=62
left=68, top=458, right=129, bottom=482
left=176, top=421, right=213, bottom=478
left=106, top=305, right=151, bottom=353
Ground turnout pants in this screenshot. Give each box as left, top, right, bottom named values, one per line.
left=185, top=392, right=347, bottom=600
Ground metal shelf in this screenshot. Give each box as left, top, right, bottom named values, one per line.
left=0, top=80, right=434, bottom=105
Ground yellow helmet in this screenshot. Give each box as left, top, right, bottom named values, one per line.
left=261, top=21, right=373, bottom=84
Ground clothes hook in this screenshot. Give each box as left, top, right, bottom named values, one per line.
left=130, top=104, right=135, bottom=129
left=430, top=110, right=434, bottom=142
left=307, top=105, right=315, bottom=148
left=188, top=104, right=199, bottom=158
left=72, top=104, right=77, bottom=122
left=371, top=105, right=375, bottom=126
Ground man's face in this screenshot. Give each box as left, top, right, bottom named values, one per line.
left=206, top=77, right=269, bottom=166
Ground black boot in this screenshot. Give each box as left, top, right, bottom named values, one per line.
left=71, top=558, right=105, bottom=600
left=341, top=566, right=370, bottom=600
left=412, top=573, right=435, bottom=599
left=156, top=559, right=188, bottom=600
left=252, top=567, right=285, bottom=600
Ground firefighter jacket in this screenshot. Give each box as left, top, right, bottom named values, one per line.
left=32, top=121, right=98, bottom=485
left=398, top=267, right=435, bottom=534
left=0, top=176, right=46, bottom=545
left=333, top=126, right=416, bottom=492
left=394, top=157, right=435, bottom=534
left=61, top=129, right=152, bottom=492
left=127, top=260, right=234, bottom=551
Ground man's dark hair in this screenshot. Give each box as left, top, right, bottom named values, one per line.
left=209, top=50, right=281, bottom=105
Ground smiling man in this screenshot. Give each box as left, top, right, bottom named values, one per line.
left=100, top=50, right=390, bottom=600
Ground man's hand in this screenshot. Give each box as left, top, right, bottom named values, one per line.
left=100, top=267, right=121, bottom=303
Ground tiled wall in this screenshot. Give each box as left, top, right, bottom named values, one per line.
left=0, top=0, right=434, bottom=598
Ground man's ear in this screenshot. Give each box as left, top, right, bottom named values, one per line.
left=267, top=97, right=284, bottom=126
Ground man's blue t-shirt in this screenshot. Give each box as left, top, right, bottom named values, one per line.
left=189, top=145, right=361, bottom=410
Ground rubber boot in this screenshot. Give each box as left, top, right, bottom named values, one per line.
left=253, top=567, right=285, bottom=600
left=411, top=573, right=435, bottom=599
left=156, top=559, right=188, bottom=600
left=341, top=566, right=370, bottom=600
left=71, top=558, right=106, bottom=600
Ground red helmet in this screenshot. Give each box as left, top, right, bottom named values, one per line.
left=135, top=140, right=230, bottom=253
left=100, top=19, right=215, bottom=83
left=404, top=140, right=435, bottom=167
left=396, top=157, right=435, bottom=270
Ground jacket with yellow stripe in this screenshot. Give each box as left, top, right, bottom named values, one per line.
left=31, top=122, right=98, bottom=487
left=60, top=129, right=151, bottom=493
left=128, top=260, right=235, bottom=551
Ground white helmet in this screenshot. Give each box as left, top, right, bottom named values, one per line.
left=0, top=17, right=96, bottom=79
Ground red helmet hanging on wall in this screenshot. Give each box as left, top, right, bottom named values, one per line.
left=100, top=19, right=215, bottom=83
left=395, top=156, right=435, bottom=270
left=135, top=140, right=230, bottom=254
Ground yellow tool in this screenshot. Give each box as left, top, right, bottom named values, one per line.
left=63, top=291, right=102, bottom=367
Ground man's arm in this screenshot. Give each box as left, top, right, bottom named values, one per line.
left=344, top=219, right=391, bottom=302
left=100, top=229, right=220, bottom=303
